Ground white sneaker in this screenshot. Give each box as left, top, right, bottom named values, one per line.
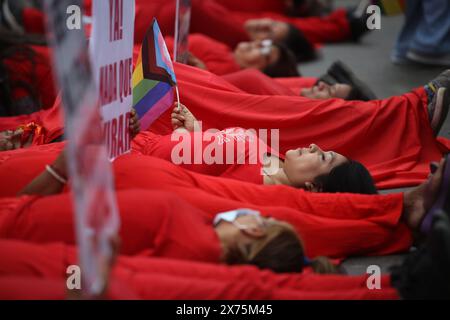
left=407, top=50, right=450, bottom=67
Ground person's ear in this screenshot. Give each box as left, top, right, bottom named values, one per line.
left=304, top=181, right=322, bottom=192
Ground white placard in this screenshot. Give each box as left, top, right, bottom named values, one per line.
left=90, top=0, right=135, bottom=159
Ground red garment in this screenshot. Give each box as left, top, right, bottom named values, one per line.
left=132, top=128, right=283, bottom=184
left=165, top=34, right=242, bottom=76
left=0, top=240, right=400, bottom=299
left=22, top=8, right=45, bottom=34
left=218, top=0, right=286, bottom=14
left=0, top=148, right=411, bottom=258
left=112, top=154, right=413, bottom=258
left=276, top=77, right=318, bottom=94
left=1, top=62, right=448, bottom=189
left=133, top=0, right=350, bottom=48
left=222, top=69, right=318, bottom=95
left=0, top=95, right=64, bottom=144
left=154, top=63, right=448, bottom=189
left=0, top=190, right=221, bottom=262
left=133, top=0, right=248, bottom=48
left=3, top=45, right=56, bottom=110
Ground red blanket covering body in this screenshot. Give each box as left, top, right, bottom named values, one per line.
left=0, top=239, right=399, bottom=300
left=0, top=146, right=412, bottom=259
left=0, top=191, right=221, bottom=262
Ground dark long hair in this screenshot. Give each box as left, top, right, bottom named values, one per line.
left=262, top=42, right=300, bottom=78
left=283, top=24, right=316, bottom=62
left=225, top=222, right=339, bottom=274
left=314, top=160, right=378, bottom=195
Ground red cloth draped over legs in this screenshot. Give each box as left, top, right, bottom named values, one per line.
left=192, top=6, right=351, bottom=45
left=149, top=63, right=448, bottom=189
left=283, top=9, right=351, bottom=44
left=222, top=70, right=319, bottom=95
left=0, top=240, right=400, bottom=299
left=111, top=154, right=412, bottom=258
left=134, top=0, right=249, bottom=48
left=0, top=149, right=412, bottom=258
left=134, top=1, right=350, bottom=48
left=222, top=70, right=298, bottom=96
left=1, top=63, right=447, bottom=188
left=216, top=0, right=286, bottom=14
left=0, top=191, right=221, bottom=261
left=164, top=34, right=242, bottom=76
left=275, top=77, right=318, bottom=94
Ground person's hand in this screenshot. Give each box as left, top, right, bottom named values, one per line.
left=245, top=18, right=274, bottom=40
left=244, top=19, right=289, bottom=42
left=186, top=52, right=207, bottom=70
left=171, top=102, right=199, bottom=132
left=129, top=108, right=140, bottom=139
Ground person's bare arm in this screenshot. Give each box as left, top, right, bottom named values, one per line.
left=18, top=150, right=68, bottom=196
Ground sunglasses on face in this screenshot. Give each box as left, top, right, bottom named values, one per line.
left=259, top=39, right=273, bottom=57
left=232, top=214, right=269, bottom=231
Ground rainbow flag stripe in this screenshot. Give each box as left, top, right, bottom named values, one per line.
left=132, top=19, right=177, bottom=130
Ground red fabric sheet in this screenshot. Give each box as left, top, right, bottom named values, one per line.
left=133, top=0, right=350, bottom=48
left=0, top=239, right=400, bottom=300
left=0, top=147, right=412, bottom=259
left=152, top=63, right=449, bottom=189
left=165, top=34, right=242, bottom=76
left=217, top=0, right=286, bottom=14
left=1, top=62, right=448, bottom=189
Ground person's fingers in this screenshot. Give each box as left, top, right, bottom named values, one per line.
left=170, top=112, right=186, bottom=121
left=171, top=113, right=185, bottom=121
left=171, top=119, right=183, bottom=129
left=129, top=124, right=139, bottom=133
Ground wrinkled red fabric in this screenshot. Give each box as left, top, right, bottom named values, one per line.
left=0, top=240, right=400, bottom=299
left=0, top=147, right=412, bottom=258
left=133, top=0, right=350, bottom=48
left=0, top=191, right=221, bottom=261
left=154, top=64, right=449, bottom=189
left=1, top=62, right=448, bottom=189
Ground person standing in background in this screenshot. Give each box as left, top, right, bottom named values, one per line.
left=392, top=0, right=450, bottom=66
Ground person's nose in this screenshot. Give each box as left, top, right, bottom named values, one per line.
left=308, top=144, right=317, bottom=153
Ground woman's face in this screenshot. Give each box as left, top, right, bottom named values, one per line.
left=300, top=81, right=352, bottom=100
left=234, top=40, right=280, bottom=70
left=283, top=144, right=348, bottom=189
left=0, top=129, right=24, bottom=151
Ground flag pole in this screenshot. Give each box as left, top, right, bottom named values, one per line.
left=173, top=0, right=180, bottom=62
left=175, top=85, right=181, bottom=110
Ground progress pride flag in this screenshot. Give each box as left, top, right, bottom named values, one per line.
left=90, top=0, right=135, bottom=160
